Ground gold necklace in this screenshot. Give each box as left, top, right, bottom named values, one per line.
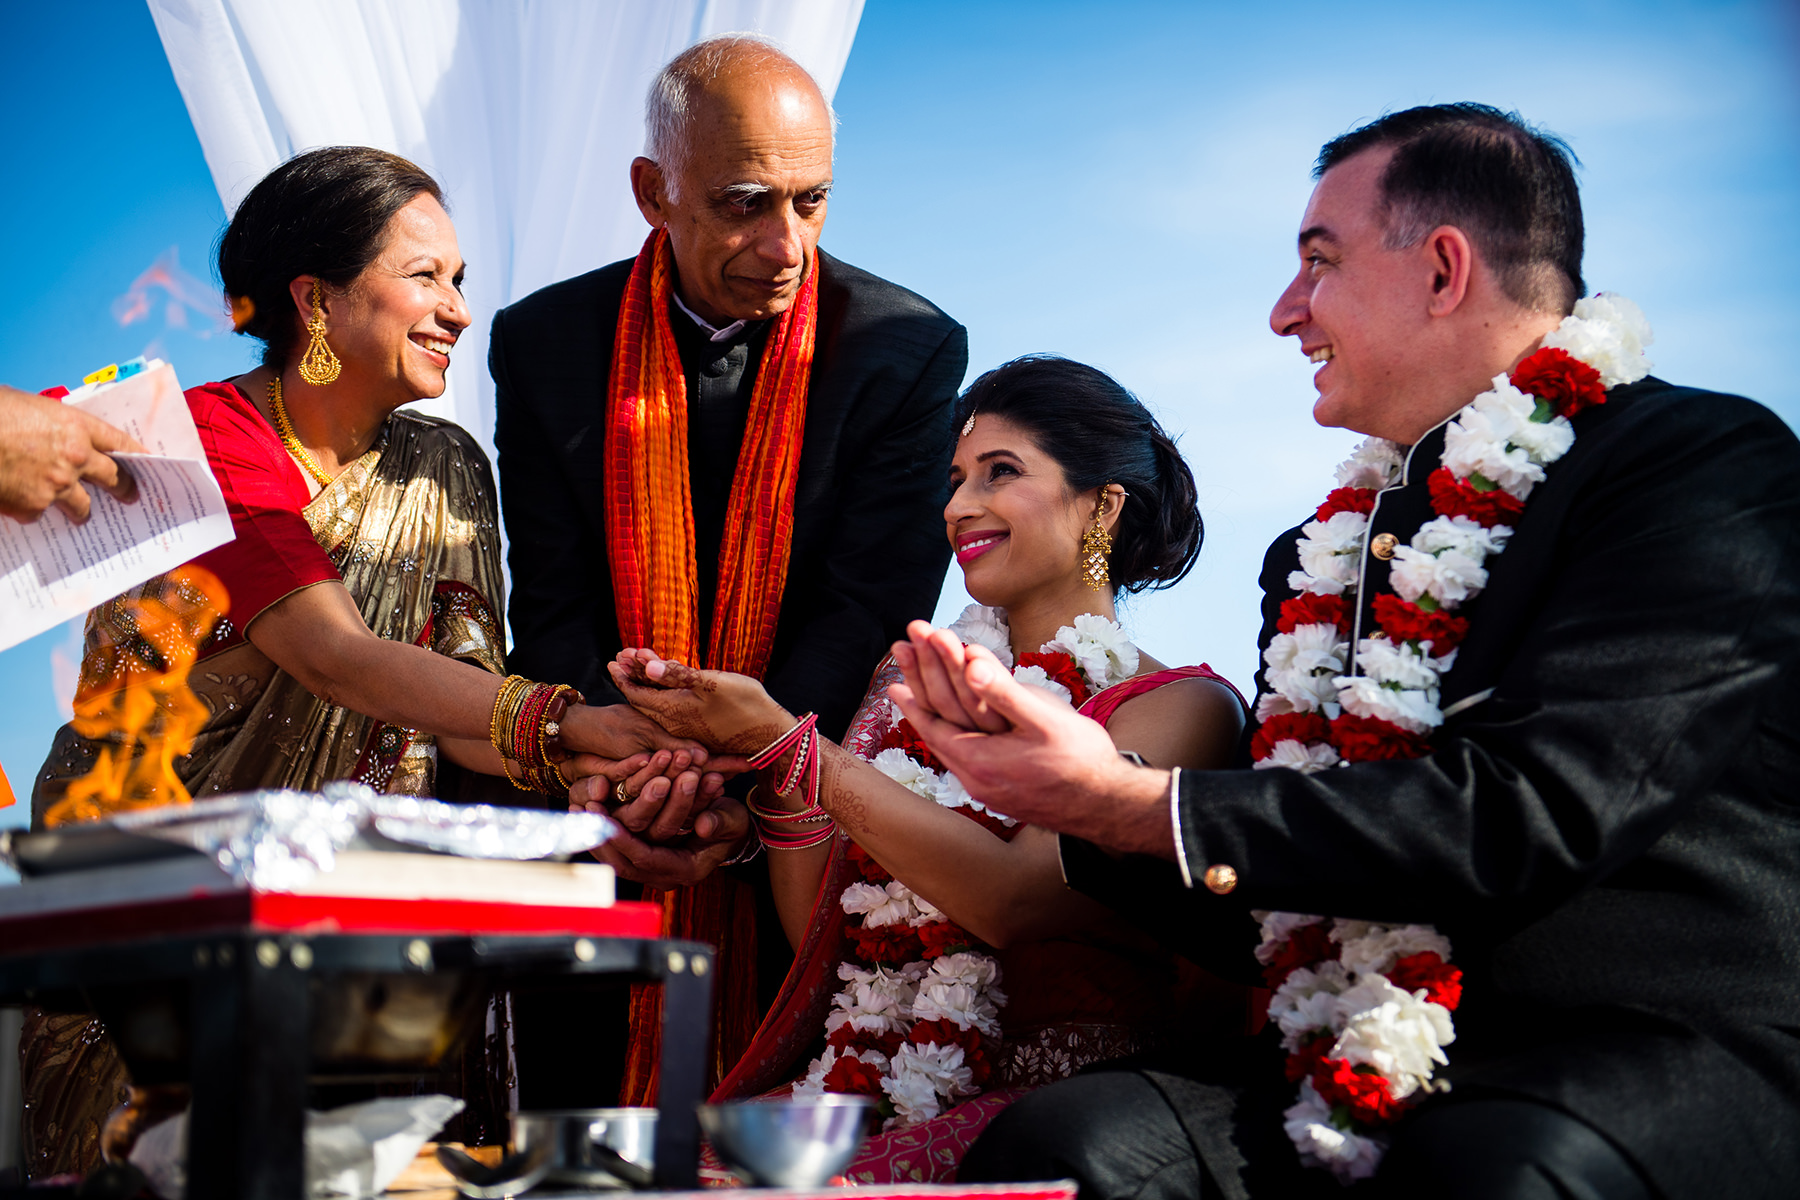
left=268, top=377, right=334, bottom=487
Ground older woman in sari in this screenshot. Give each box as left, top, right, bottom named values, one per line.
left=24, top=147, right=722, bottom=1178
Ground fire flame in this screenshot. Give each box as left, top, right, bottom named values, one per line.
left=44, top=565, right=228, bottom=828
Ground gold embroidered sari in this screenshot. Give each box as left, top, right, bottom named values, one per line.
left=23, top=409, right=508, bottom=1178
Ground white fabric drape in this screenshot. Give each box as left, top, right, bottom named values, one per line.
left=144, top=0, right=863, bottom=468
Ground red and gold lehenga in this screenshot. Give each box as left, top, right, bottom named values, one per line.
left=25, top=381, right=509, bottom=1179
left=709, top=660, right=1253, bottom=1183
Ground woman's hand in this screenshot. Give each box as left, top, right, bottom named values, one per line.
left=585, top=794, right=753, bottom=888
left=607, top=649, right=795, bottom=755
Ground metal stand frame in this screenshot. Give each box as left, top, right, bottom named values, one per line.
left=0, top=931, right=713, bottom=1198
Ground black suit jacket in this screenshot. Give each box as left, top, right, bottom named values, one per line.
left=1065, top=379, right=1800, bottom=1198
left=489, top=249, right=967, bottom=739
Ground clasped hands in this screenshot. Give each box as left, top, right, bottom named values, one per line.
left=561, top=650, right=796, bottom=886
left=887, top=621, right=1176, bottom=858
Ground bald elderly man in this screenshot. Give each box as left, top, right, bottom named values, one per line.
left=490, top=35, right=967, bottom=1104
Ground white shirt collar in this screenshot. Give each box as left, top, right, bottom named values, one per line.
left=670, top=288, right=749, bottom=343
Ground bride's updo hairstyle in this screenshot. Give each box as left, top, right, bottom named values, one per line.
left=218, top=146, right=445, bottom=370
left=954, top=355, right=1202, bottom=594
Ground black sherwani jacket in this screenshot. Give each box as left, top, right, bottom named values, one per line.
left=489, top=249, right=967, bottom=740
left=1065, top=379, right=1800, bottom=1198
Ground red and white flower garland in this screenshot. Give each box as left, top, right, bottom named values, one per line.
left=792, top=605, right=1140, bottom=1127
left=1250, top=295, right=1654, bottom=1179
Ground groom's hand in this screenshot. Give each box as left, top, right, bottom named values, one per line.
left=890, top=631, right=1176, bottom=858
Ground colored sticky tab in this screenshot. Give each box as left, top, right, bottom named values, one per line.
left=83, top=363, right=119, bottom=385
left=117, top=356, right=147, bottom=380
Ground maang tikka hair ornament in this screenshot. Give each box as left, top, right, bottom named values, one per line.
left=297, top=278, right=342, bottom=385
left=1081, top=492, right=1113, bottom=590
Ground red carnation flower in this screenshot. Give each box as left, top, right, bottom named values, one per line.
left=908, top=1017, right=979, bottom=1051
left=1284, top=1033, right=1334, bottom=1083
left=1510, top=347, right=1606, bottom=419
left=822, top=1053, right=886, bottom=1096
left=827, top=1024, right=904, bottom=1057
left=847, top=921, right=925, bottom=966
left=877, top=719, right=944, bottom=773
left=1017, top=651, right=1090, bottom=706
left=1277, top=592, right=1351, bottom=635
left=1370, top=594, right=1470, bottom=655
left=918, top=919, right=980, bottom=959
left=1314, top=485, right=1377, bottom=522
left=844, top=841, right=892, bottom=884
left=1427, top=468, right=1526, bottom=528
left=1311, top=1058, right=1406, bottom=1124
left=908, top=1018, right=992, bottom=1084
left=1262, top=920, right=1339, bottom=989
left=1250, top=712, right=1333, bottom=764
left=1387, top=951, right=1464, bottom=1011
left=1330, top=712, right=1432, bottom=762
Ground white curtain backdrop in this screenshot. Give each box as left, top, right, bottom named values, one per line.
left=145, top=0, right=864, bottom=470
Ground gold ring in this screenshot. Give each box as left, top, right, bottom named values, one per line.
left=613, top=780, right=631, bottom=807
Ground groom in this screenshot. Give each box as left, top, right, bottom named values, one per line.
left=895, top=105, right=1800, bottom=1198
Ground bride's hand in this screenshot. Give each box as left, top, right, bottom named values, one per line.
left=608, top=649, right=795, bottom=755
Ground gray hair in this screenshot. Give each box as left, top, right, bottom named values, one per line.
left=644, top=33, right=836, bottom=201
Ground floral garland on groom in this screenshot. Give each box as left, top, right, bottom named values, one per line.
left=1247, top=295, right=1655, bottom=1180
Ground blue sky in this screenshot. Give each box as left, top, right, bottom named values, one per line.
left=3, top=0, right=1797, bottom=827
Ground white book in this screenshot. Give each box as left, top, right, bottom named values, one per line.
left=0, top=361, right=233, bottom=652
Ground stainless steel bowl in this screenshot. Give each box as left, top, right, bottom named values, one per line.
left=510, top=1107, right=657, bottom=1189
left=697, top=1096, right=875, bottom=1187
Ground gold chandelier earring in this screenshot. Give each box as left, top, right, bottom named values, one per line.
left=1081, top=492, right=1113, bottom=591
left=296, top=279, right=341, bottom=385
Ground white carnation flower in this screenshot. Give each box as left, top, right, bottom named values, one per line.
left=1010, top=663, right=1073, bottom=705
left=1046, top=613, right=1140, bottom=687
left=1265, top=664, right=1344, bottom=716
left=891, top=1041, right=977, bottom=1105
left=1355, top=638, right=1441, bottom=692
left=1388, top=544, right=1488, bottom=608
left=1284, top=1080, right=1386, bottom=1181
left=1254, top=912, right=1328, bottom=962
left=829, top=961, right=917, bottom=1034
left=840, top=880, right=920, bottom=928
left=946, top=603, right=1014, bottom=668
left=1254, top=691, right=1295, bottom=721
left=882, top=1051, right=954, bottom=1125
left=1253, top=739, right=1341, bottom=774
left=1330, top=976, right=1455, bottom=1098
left=870, top=748, right=942, bottom=800
left=1294, top=510, right=1368, bottom=592
left=1336, top=676, right=1441, bottom=734
left=1508, top=410, right=1575, bottom=464
left=1267, top=961, right=1351, bottom=1044
left=1442, top=410, right=1544, bottom=498
left=1544, top=294, right=1654, bottom=388
left=1264, top=623, right=1348, bottom=682
left=1334, top=436, right=1405, bottom=491
left=908, top=892, right=944, bottom=926
left=907, top=976, right=995, bottom=1033
left=928, top=951, right=1006, bottom=999
left=1335, top=923, right=1453, bottom=978
left=1411, top=514, right=1510, bottom=561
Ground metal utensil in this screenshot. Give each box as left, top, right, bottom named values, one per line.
left=435, top=1142, right=554, bottom=1199
left=696, top=1096, right=875, bottom=1187
left=510, top=1107, right=658, bottom=1189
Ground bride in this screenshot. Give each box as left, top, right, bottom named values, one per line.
left=605, top=355, right=1248, bottom=1181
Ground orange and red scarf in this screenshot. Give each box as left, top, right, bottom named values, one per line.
left=606, top=227, right=818, bottom=1101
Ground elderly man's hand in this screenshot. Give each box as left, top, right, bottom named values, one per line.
left=889, top=622, right=1177, bottom=858
left=583, top=794, right=753, bottom=888
left=0, top=385, right=145, bottom=523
